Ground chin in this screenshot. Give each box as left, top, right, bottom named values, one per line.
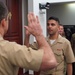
left=49, top=32, right=53, bottom=35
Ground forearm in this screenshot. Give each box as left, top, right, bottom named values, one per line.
left=35, top=34, right=51, bottom=50
left=25, top=13, right=57, bottom=71
left=24, top=35, right=30, bottom=47
left=67, top=64, right=72, bottom=75
left=35, top=34, right=57, bottom=70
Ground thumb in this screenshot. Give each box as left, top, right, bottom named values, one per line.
left=24, top=26, right=28, bottom=30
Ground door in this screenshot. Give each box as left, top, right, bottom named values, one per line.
left=5, top=0, right=22, bottom=44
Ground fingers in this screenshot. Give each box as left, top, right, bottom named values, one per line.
left=28, top=13, right=32, bottom=24
left=26, top=12, right=43, bottom=36
left=36, top=16, right=39, bottom=23
left=24, top=26, right=31, bottom=33
left=24, top=26, right=28, bottom=30
left=28, top=12, right=38, bottom=25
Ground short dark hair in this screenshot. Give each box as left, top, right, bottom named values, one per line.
left=48, top=16, right=60, bottom=24
left=0, top=1, right=8, bottom=22
left=60, top=24, right=63, bottom=26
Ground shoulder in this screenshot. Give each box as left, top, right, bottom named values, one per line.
left=1, top=39, right=22, bottom=50
left=0, top=39, right=16, bottom=47
left=72, top=33, right=75, bottom=36
left=4, top=40, right=19, bottom=46
left=59, top=36, right=70, bottom=45
left=72, top=33, right=75, bottom=38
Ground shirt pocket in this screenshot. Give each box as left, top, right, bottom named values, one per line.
left=54, top=49, right=64, bottom=63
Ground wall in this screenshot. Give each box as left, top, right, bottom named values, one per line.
left=28, top=0, right=75, bottom=43
left=22, top=0, right=28, bottom=44
left=47, top=2, right=75, bottom=25
left=22, top=0, right=75, bottom=44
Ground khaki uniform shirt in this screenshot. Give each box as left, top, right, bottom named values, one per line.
left=0, top=36, right=43, bottom=75
left=31, top=35, right=75, bottom=75
left=71, top=33, right=75, bottom=56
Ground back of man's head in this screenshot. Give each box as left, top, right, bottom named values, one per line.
left=0, top=1, right=8, bottom=22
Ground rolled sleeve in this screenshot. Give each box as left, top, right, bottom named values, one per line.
left=7, top=42, right=44, bottom=71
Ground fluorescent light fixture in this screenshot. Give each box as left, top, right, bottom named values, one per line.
left=67, top=3, right=75, bottom=8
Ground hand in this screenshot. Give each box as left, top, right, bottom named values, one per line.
left=25, top=12, right=43, bottom=37
left=25, top=29, right=30, bottom=37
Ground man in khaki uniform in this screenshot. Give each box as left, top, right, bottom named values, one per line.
left=71, top=33, right=75, bottom=75
left=41, top=16, right=75, bottom=75
left=71, top=33, right=75, bottom=56
left=0, top=2, right=57, bottom=75
left=25, top=16, right=75, bottom=75
left=58, top=24, right=65, bottom=37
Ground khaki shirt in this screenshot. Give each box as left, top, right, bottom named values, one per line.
left=0, top=36, right=43, bottom=75
left=31, top=35, right=75, bottom=75
left=71, top=33, right=75, bottom=56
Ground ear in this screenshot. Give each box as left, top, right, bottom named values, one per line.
left=58, top=25, right=60, bottom=28
left=0, top=19, right=6, bottom=28
left=58, top=25, right=60, bottom=30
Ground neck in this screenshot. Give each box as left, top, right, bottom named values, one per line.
left=0, top=28, right=4, bottom=37
left=0, top=32, right=4, bottom=37
left=49, top=33, right=59, bottom=40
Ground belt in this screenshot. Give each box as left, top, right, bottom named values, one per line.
left=40, top=74, right=53, bottom=75
left=40, top=73, right=53, bottom=75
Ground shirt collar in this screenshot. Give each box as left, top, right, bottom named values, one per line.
left=0, top=34, right=4, bottom=41
left=47, top=34, right=63, bottom=43
left=56, top=35, right=63, bottom=43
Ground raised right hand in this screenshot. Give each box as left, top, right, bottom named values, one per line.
left=24, top=12, right=43, bottom=37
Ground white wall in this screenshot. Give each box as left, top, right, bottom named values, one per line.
left=47, top=2, right=75, bottom=25
left=28, top=0, right=75, bottom=43
left=22, top=0, right=28, bottom=44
